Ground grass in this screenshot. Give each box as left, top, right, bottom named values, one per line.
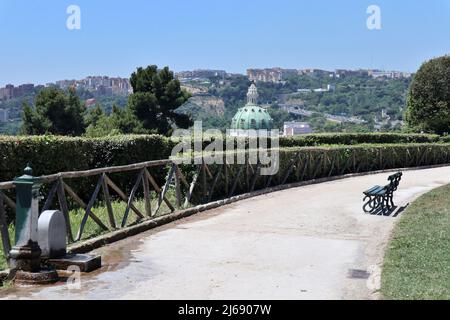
left=0, top=252, right=6, bottom=272
left=381, top=184, right=450, bottom=300
left=69, top=187, right=184, bottom=242
left=0, top=188, right=184, bottom=272
left=68, top=194, right=179, bottom=242
left=0, top=225, right=14, bottom=271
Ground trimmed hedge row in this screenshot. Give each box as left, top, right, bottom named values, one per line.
left=0, top=133, right=446, bottom=186
left=201, top=144, right=450, bottom=200
left=440, top=135, right=450, bottom=143
left=0, top=133, right=441, bottom=182
left=0, top=135, right=175, bottom=183
left=197, top=133, right=442, bottom=150
left=278, top=133, right=441, bottom=147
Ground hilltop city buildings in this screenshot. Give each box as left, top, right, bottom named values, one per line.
left=0, top=67, right=410, bottom=132
left=176, top=69, right=227, bottom=81
left=0, top=67, right=413, bottom=103
left=0, top=84, right=35, bottom=100
left=54, top=76, right=131, bottom=96
left=0, top=76, right=131, bottom=102
left=247, top=68, right=412, bottom=84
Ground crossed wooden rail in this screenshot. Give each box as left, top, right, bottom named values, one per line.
left=0, top=155, right=278, bottom=254
left=1, top=145, right=450, bottom=264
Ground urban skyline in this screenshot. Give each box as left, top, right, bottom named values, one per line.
left=1, top=1, right=449, bottom=86
left=0, top=65, right=413, bottom=89
left=0, top=75, right=131, bottom=101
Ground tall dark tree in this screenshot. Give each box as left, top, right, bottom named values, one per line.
left=109, top=105, right=145, bottom=134
left=127, top=65, right=192, bottom=135
left=84, top=104, right=105, bottom=128
left=21, top=87, right=86, bottom=136
left=406, top=56, right=450, bottom=134
left=85, top=104, right=146, bottom=137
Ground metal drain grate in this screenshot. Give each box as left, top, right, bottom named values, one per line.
left=348, top=269, right=371, bottom=279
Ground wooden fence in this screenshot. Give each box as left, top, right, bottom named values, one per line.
left=1, top=144, right=450, bottom=265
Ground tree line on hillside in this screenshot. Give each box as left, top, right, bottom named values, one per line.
left=18, top=56, right=450, bottom=137
left=21, top=66, right=192, bottom=137
left=185, top=72, right=410, bottom=133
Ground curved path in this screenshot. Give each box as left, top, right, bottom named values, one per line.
left=3, top=166, right=450, bottom=300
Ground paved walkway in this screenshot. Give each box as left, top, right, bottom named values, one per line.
left=2, top=166, right=450, bottom=300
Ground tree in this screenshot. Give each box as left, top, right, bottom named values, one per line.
left=21, top=87, right=86, bottom=135
left=109, top=105, right=145, bottom=134
left=127, top=65, right=192, bottom=135
left=84, top=105, right=145, bottom=137
left=84, top=104, right=105, bottom=128
left=65, top=88, right=86, bottom=135
left=21, top=101, right=50, bottom=135
left=405, top=56, right=450, bottom=134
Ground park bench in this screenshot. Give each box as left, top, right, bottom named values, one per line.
left=363, top=172, right=402, bottom=215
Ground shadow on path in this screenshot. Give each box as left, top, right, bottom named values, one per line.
left=366, top=203, right=409, bottom=218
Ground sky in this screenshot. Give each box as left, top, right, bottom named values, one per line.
left=0, top=0, right=450, bottom=86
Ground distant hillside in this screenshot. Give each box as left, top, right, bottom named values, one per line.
left=177, top=73, right=412, bottom=133
left=0, top=90, right=128, bottom=135
left=1, top=71, right=413, bottom=135
left=177, top=94, right=226, bottom=119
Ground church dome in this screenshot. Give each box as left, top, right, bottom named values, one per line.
left=231, top=84, right=273, bottom=131
left=231, top=106, right=273, bottom=130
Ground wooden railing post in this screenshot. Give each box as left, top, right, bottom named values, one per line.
left=57, top=178, right=74, bottom=242
left=142, top=169, right=152, bottom=217
left=154, top=165, right=176, bottom=216
left=0, top=192, right=11, bottom=266
left=121, top=169, right=144, bottom=228
left=101, top=173, right=116, bottom=229
left=202, top=160, right=207, bottom=202
left=224, top=161, right=229, bottom=196
left=76, top=175, right=106, bottom=241
left=174, top=164, right=182, bottom=208
left=184, top=165, right=200, bottom=208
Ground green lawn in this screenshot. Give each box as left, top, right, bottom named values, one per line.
left=381, top=184, right=450, bottom=300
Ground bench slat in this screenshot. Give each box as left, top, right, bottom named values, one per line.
left=364, top=185, right=383, bottom=195
left=375, top=186, right=388, bottom=196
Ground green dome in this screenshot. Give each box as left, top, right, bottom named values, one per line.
left=231, top=106, right=273, bottom=130
left=231, top=84, right=273, bottom=130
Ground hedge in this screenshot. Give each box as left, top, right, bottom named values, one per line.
left=0, top=133, right=441, bottom=182
left=195, top=133, right=441, bottom=151
left=1, top=138, right=450, bottom=263
left=2, top=140, right=449, bottom=210
left=278, top=133, right=441, bottom=147
left=440, top=135, right=450, bottom=143
left=201, top=144, right=450, bottom=200
left=0, top=135, right=175, bottom=183
left=0, top=135, right=176, bottom=204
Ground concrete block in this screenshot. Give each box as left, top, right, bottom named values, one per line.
left=38, top=210, right=67, bottom=259
left=48, top=254, right=101, bottom=273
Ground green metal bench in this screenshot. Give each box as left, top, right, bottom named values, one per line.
left=363, top=172, right=402, bottom=215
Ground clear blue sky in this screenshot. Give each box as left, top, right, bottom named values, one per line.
left=1, top=0, right=450, bottom=86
